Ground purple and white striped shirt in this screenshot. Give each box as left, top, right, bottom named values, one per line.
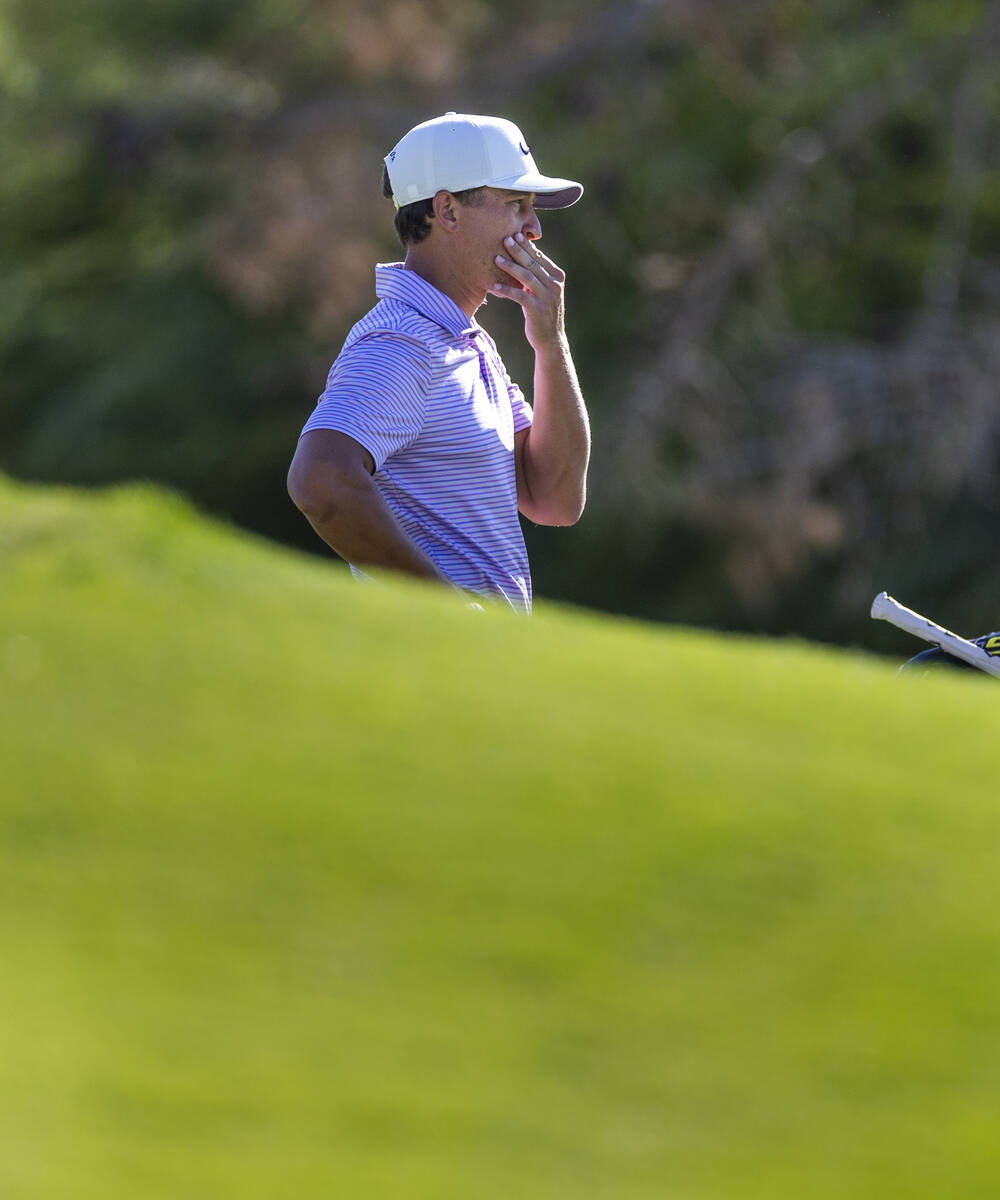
left=301, top=263, right=534, bottom=611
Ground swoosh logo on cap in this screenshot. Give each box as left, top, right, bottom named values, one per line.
left=519, top=141, right=530, bottom=155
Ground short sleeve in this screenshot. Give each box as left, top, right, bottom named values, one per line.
left=301, top=331, right=432, bottom=471
left=507, top=375, right=533, bottom=434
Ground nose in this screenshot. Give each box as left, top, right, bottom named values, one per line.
left=523, top=208, right=542, bottom=241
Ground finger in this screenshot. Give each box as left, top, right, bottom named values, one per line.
left=509, top=234, right=564, bottom=281
left=491, top=279, right=532, bottom=305
left=495, top=254, right=545, bottom=291
left=504, top=235, right=548, bottom=277
left=532, top=248, right=564, bottom=282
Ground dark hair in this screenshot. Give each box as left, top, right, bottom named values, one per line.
left=382, top=167, right=484, bottom=246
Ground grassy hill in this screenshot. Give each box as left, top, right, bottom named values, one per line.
left=2, top=474, right=999, bottom=1199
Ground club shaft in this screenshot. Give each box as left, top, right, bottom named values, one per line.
left=871, top=591, right=1000, bottom=677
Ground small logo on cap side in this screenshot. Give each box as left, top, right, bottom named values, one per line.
left=519, top=141, right=530, bottom=155
left=388, top=150, right=396, bottom=161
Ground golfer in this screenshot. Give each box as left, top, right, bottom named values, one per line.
left=287, top=112, right=590, bottom=612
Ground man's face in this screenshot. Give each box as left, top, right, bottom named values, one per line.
left=456, top=187, right=542, bottom=294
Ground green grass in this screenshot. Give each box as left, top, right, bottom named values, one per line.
left=2, top=474, right=1000, bottom=1198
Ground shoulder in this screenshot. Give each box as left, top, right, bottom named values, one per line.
left=347, top=299, right=440, bottom=351
left=320, top=319, right=438, bottom=419
left=337, top=305, right=431, bottom=370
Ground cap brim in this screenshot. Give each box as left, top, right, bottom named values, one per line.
left=492, top=173, right=584, bottom=209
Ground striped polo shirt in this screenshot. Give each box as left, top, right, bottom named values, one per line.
left=301, top=263, right=534, bottom=611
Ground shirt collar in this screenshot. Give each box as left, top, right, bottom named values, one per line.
left=375, top=262, right=478, bottom=340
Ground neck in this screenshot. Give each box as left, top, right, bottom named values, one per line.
left=403, top=248, right=484, bottom=320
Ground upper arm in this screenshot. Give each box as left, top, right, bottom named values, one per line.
left=288, top=429, right=375, bottom=514
left=513, top=426, right=538, bottom=522
left=513, top=424, right=587, bottom=527
left=302, top=331, right=431, bottom=470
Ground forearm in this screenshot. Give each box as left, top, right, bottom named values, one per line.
left=292, top=467, right=448, bottom=584
left=519, top=335, right=591, bottom=524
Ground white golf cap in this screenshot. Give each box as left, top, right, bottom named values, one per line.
left=384, top=112, right=583, bottom=211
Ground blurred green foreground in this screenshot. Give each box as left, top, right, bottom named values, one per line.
left=1, top=475, right=999, bottom=1199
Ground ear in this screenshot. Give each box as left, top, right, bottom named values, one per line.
left=431, top=190, right=461, bottom=233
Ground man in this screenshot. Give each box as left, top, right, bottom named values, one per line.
left=287, top=112, right=590, bottom=612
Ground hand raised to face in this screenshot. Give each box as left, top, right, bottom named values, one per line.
left=493, top=232, right=568, bottom=352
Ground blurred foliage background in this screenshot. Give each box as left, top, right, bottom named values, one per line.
left=4, top=0, right=1000, bottom=647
